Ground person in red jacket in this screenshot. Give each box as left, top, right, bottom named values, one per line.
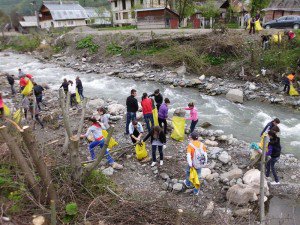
left=19, top=75, right=28, bottom=92
left=141, top=93, right=154, bottom=133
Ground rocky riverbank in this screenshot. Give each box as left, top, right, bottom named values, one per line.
left=1, top=69, right=299, bottom=224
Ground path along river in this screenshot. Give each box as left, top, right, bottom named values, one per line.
left=1, top=52, right=299, bottom=157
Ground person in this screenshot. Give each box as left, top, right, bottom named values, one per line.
left=18, top=68, right=25, bottom=79
left=283, top=73, right=295, bottom=94
left=260, top=118, right=280, bottom=136
left=261, top=35, right=271, bottom=50
left=255, top=11, right=261, bottom=21
left=21, top=95, right=30, bottom=120
left=141, top=93, right=154, bottom=133
left=6, top=74, right=16, bottom=95
left=80, top=117, right=123, bottom=169
left=68, top=80, right=77, bottom=107
left=97, top=107, right=110, bottom=130
left=158, top=98, right=170, bottom=134
left=76, top=76, right=84, bottom=99
left=284, top=30, right=295, bottom=40
left=143, top=126, right=166, bottom=167
left=266, top=130, right=281, bottom=185
left=0, top=93, right=4, bottom=120
left=184, top=102, right=199, bottom=134
left=125, top=89, right=139, bottom=134
left=33, top=82, right=46, bottom=110
left=28, top=96, right=44, bottom=129
left=19, top=75, right=28, bottom=92
left=60, top=78, right=69, bottom=95
left=184, top=132, right=208, bottom=195
left=129, top=120, right=144, bottom=144
left=249, top=17, right=256, bottom=35
left=149, top=89, right=163, bottom=110
left=244, top=12, right=250, bottom=28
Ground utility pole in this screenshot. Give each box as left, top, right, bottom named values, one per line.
left=31, top=1, right=40, bottom=29
left=259, top=135, right=267, bottom=225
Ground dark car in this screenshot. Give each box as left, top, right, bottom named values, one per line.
left=263, top=16, right=300, bottom=29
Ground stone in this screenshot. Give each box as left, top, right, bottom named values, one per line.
left=208, top=161, right=216, bottom=169
left=234, top=208, right=252, bottom=217
left=190, top=79, right=202, bottom=85
left=175, top=64, right=186, bottom=76
left=214, top=130, right=224, bottom=136
left=201, top=122, right=212, bottom=128
left=109, top=116, right=122, bottom=121
left=160, top=173, right=170, bottom=180
left=226, top=89, right=244, bottom=103
left=206, top=173, right=219, bottom=181
left=162, top=182, right=169, bottom=190
left=171, top=179, right=178, bottom=183
left=243, top=169, right=269, bottom=195
left=226, top=184, right=258, bottom=205
left=32, top=216, right=46, bottom=225
left=205, top=139, right=218, bottom=146
left=248, top=83, right=257, bottom=91
left=218, top=151, right=231, bottom=164
left=220, top=168, right=243, bottom=181
left=209, top=147, right=223, bottom=155
left=173, top=183, right=183, bottom=192
left=107, top=104, right=126, bottom=115
left=206, top=83, right=213, bottom=90
left=151, top=166, right=158, bottom=171
left=102, top=167, right=114, bottom=176
left=201, top=168, right=212, bottom=179
left=134, top=72, right=145, bottom=78
left=153, top=170, right=158, bottom=174
left=229, top=179, right=237, bottom=186
left=88, top=98, right=105, bottom=108
left=291, top=175, right=297, bottom=180
left=203, top=201, right=214, bottom=217
left=199, top=75, right=206, bottom=81
left=173, top=108, right=186, bottom=117
left=218, top=135, right=228, bottom=141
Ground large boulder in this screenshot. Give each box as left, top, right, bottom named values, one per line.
left=218, top=151, right=232, bottom=164
left=243, top=169, right=269, bottom=195
left=88, top=98, right=105, bottom=108
left=201, top=168, right=212, bottom=179
left=226, top=89, right=244, bottom=103
left=173, top=108, right=186, bottom=117
left=220, top=168, right=243, bottom=181
left=107, top=104, right=126, bottom=115
left=226, top=184, right=258, bottom=205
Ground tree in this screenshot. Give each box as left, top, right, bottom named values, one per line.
left=198, top=0, right=220, bottom=19
left=0, top=10, right=9, bottom=37
left=250, top=0, right=271, bottom=15
left=174, top=0, right=196, bottom=22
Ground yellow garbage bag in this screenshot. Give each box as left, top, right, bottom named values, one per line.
left=13, top=109, right=22, bottom=124
left=259, top=133, right=268, bottom=150
left=152, top=108, right=159, bottom=126
left=246, top=19, right=251, bottom=29
left=21, top=80, right=33, bottom=96
left=102, top=130, right=119, bottom=149
left=189, top=167, right=200, bottom=190
left=171, top=116, right=185, bottom=142
left=255, top=20, right=263, bottom=31
left=272, top=34, right=282, bottom=43
left=289, top=84, right=299, bottom=96
left=75, top=89, right=81, bottom=103
left=135, top=142, right=148, bottom=160
left=3, top=104, right=10, bottom=116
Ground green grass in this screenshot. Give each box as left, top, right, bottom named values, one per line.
left=99, top=25, right=137, bottom=31
left=226, top=22, right=240, bottom=29
left=0, top=35, right=40, bottom=52
left=76, top=35, right=99, bottom=53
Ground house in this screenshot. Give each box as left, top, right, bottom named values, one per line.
left=84, top=7, right=111, bottom=25
left=135, top=7, right=179, bottom=29
left=39, top=1, right=88, bottom=29
left=110, top=0, right=166, bottom=26
left=262, top=0, right=300, bottom=22
left=19, top=16, right=38, bottom=33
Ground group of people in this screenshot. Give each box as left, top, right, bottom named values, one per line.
left=59, top=76, right=84, bottom=107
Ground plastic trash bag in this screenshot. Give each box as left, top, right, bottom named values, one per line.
left=289, top=84, right=299, bottom=96
left=102, top=130, right=119, bottom=149
left=21, top=80, right=33, bottom=96
left=135, top=142, right=148, bottom=160
left=255, top=20, right=263, bottom=31
left=171, top=116, right=185, bottom=142
left=75, top=89, right=81, bottom=103
left=3, top=104, right=10, bottom=116
left=13, top=109, right=21, bottom=124
left=272, top=34, right=282, bottom=43
left=152, top=108, right=159, bottom=126
left=189, top=167, right=200, bottom=189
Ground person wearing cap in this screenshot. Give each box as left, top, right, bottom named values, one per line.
left=81, top=117, right=123, bottom=169
left=129, top=120, right=144, bottom=143
left=184, top=132, right=207, bottom=196
left=260, top=118, right=280, bottom=136
left=149, top=89, right=163, bottom=110
left=97, top=107, right=110, bottom=130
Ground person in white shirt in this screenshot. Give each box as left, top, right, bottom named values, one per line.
left=68, top=80, right=77, bottom=107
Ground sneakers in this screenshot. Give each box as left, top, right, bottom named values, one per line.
left=151, top=162, right=157, bottom=167
left=183, top=180, right=192, bottom=188
left=111, top=162, right=123, bottom=170
left=160, top=160, right=163, bottom=166
left=270, top=181, right=280, bottom=185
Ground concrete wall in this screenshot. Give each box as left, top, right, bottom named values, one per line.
left=40, top=19, right=86, bottom=29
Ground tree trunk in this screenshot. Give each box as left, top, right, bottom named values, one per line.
left=76, top=98, right=88, bottom=139
left=21, top=126, right=57, bottom=203
left=0, top=126, right=41, bottom=200
left=69, top=136, right=83, bottom=181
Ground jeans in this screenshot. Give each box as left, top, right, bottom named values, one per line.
left=266, top=157, right=279, bottom=182
left=283, top=84, right=290, bottom=94
left=10, top=84, right=16, bottom=95
left=152, top=145, right=163, bottom=162
left=185, top=166, right=201, bottom=194
left=144, top=113, right=154, bottom=133
left=36, top=95, right=46, bottom=110
left=249, top=24, right=255, bottom=34
left=125, top=112, right=136, bottom=134
left=70, top=93, right=76, bottom=107
left=89, top=139, right=114, bottom=164
left=158, top=118, right=167, bottom=134
left=78, top=88, right=84, bottom=99
left=190, top=120, right=198, bottom=133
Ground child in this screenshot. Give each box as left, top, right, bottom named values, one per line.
left=129, top=120, right=144, bottom=144
left=184, top=132, right=208, bottom=195
left=184, top=102, right=198, bottom=134
left=81, top=117, right=123, bottom=169
left=0, top=93, right=4, bottom=120
left=266, top=130, right=281, bottom=185
left=143, top=126, right=166, bottom=166
left=158, top=98, right=170, bottom=134
left=97, top=107, right=110, bottom=130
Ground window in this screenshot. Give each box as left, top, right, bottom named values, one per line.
left=115, top=1, right=117, bottom=8
left=123, top=12, right=128, bottom=19
left=68, top=20, right=74, bottom=25
left=122, top=0, right=126, bottom=10
left=115, top=13, right=119, bottom=20
left=286, top=16, right=294, bottom=20
left=131, top=11, right=135, bottom=19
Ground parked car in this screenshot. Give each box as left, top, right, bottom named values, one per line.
left=263, top=16, right=300, bottom=29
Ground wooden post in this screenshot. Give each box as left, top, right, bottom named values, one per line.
left=84, top=127, right=114, bottom=177
left=76, top=98, right=88, bottom=139
left=50, top=200, right=57, bottom=225
left=69, top=136, right=83, bottom=181
left=21, top=126, right=57, bottom=202
left=259, top=135, right=267, bottom=225
left=175, top=209, right=183, bottom=225
left=210, top=17, right=213, bottom=28
left=0, top=126, right=41, bottom=200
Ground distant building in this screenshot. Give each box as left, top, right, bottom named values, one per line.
left=84, top=7, right=111, bottom=25
left=39, top=1, right=88, bottom=29
left=19, top=16, right=38, bottom=33
left=135, top=7, right=179, bottom=29
left=110, top=0, right=166, bottom=26
left=262, top=0, right=300, bottom=22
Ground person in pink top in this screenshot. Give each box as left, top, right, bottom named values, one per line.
left=184, top=102, right=198, bottom=133
left=0, top=93, right=4, bottom=120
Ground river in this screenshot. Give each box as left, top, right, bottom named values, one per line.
left=0, top=52, right=299, bottom=158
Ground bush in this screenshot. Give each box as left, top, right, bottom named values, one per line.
left=106, top=43, right=123, bottom=55
left=4, top=35, right=41, bottom=52
left=84, top=170, right=115, bottom=196
left=76, top=35, right=99, bottom=54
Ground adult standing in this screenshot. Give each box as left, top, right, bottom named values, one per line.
left=141, top=93, right=155, bottom=133
left=260, top=118, right=280, bottom=136
left=149, top=89, right=163, bottom=110
left=125, top=89, right=138, bottom=135
left=76, top=76, right=84, bottom=99
left=19, top=75, right=28, bottom=92
left=266, top=130, right=281, bottom=185
left=243, top=12, right=250, bottom=29
left=18, top=68, right=25, bottom=79
left=249, top=17, right=256, bottom=35
left=60, top=78, right=69, bottom=95
left=68, top=80, right=77, bottom=107
left=184, top=102, right=199, bottom=134
left=158, top=98, right=170, bottom=134
left=6, top=74, right=16, bottom=95
left=33, top=82, right=46, bottom=110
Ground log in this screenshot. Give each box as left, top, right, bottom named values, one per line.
left=21, top=126, right=57, bottom=203
left=0, top=126, right=41, bottom=200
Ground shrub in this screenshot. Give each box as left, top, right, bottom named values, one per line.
left=76, top=35, right=99, bottom=53
left=106, top=43, right=123, bottom=55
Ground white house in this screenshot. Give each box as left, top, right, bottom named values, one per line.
left=84, top=7, right=111, bottom=25
left=110, top=0, right=166, bottom=26
left=39, top=1, right=88, bottom=29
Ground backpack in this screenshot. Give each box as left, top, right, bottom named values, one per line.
left=189, top=142, right=208, bottom=169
